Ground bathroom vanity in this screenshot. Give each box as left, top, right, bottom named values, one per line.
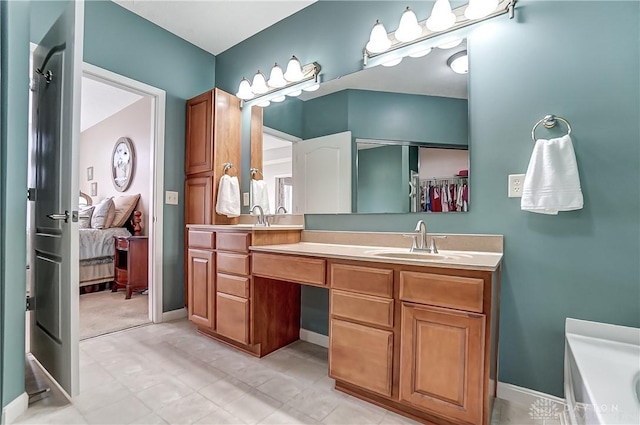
left=186, top=225, right=502, bottom=425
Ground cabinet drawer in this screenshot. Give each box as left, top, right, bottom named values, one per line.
left=188, top=230, right=215, bottom=249
left=329, top=319, right=393, bottom=397
left=217, top=252, right=250, bottom=276
left=400, top=272, right=484, bottom=313
left=330, top=263, right=393, bottom=297
left=216, top=232, right=250, bottom=253
left=252, top=253, right=325, bottom=286
left=331, top=290, right=393, bottom=328
left=216, top=293, right=249, bottom=344
left=114, top=267, right=127, bottom=283
left=115, top=238, right=129, bottom=251
left=217, top=273, right=249, bottom=298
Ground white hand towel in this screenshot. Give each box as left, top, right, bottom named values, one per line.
left=215, top=175, right=241, bottom=218
left=521, top=134, right=583, bottom=215
left=250, top=179, right=271, bottom=215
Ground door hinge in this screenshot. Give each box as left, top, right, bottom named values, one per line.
left=27, top=188, right=36, bottom=201
left=26, top=296, right=33, bottom=311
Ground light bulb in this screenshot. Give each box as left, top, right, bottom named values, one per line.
left=303, top=83, right=320, bottom=92
left=395, top=7, right=422, bottom=43
left=447, top=51, right=468, bottom=74
left=271, top=95, right=286, bottom=103
left=256, top=100, right=270, bottom=107
left=288, top=89, right=302, bottom=97
left=251, top=71, right=268, bottom=94
left=284, top=56, right=304, bottom=82
left=366, top=20, right=391, bottom=53
left=236, top=78, right=254, bottom=100
left=382, top=57, right=402, bottom=67
left=465, top=0, right=499, bottom=20
left=437, top=37, right=463, bottom=49
left=267, top=63, right=286, bottom=88
left=426, top=0, right=456, bottom=32
left=409, top=47, right=432, bottom=58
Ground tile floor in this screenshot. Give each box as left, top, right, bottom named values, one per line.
left=16, top=320, right=545, bottom=425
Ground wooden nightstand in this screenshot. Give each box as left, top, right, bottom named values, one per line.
left=113, top=236, right=148, bottom=299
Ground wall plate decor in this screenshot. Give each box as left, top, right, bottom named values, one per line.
left=87, top=166, right=93, bottom=181
left=111, top=137, right=135, bottom=192
left=90, top=182, right=98, bottom=196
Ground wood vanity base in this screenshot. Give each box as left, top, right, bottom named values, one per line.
left=336, top=381, right=452, bottom=425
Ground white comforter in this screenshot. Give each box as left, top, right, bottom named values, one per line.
left=79, top=228, right=131, bottom=260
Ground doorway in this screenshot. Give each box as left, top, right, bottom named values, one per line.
left=26, top=63, right=166, bottom=352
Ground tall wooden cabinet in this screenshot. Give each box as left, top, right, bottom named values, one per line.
left=184, top=88, right=241, bottom=305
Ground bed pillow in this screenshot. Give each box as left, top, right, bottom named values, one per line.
left=111, top=194, right=141, bottom=228
left=91, top=198, right=115, bottom=229
left=78, top=205, right=94, bottom=229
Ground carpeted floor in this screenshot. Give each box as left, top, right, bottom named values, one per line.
left=79, top=290, right=150, bottom=340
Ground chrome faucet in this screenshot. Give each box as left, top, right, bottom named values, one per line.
left=413, top=220, right=428, bottom=252
left=250, top=205, right=269, bottom=227
left=276, top=206, right=287, bottom=214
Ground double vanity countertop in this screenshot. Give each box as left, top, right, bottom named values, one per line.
left=187, top=224, right=503, bottom=271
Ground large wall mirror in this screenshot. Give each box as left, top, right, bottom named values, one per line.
left=249, top=39, right=469, bottom=214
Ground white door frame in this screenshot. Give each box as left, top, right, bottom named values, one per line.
left=82, top=62, right=166, bottom=324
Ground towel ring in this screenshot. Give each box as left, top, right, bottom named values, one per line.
left=250, top=168, right=263, bottom=178
left=531, top=114, right=572, bottom=143
left=223, top=163, right=235, bottom=175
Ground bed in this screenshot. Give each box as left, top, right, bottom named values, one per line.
left=79, top=192, right=142, bottom=289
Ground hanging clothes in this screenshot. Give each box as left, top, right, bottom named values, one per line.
left=419, top=177, right=469, bottom=213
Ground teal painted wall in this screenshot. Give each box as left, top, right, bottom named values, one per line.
left=357, top=145, right=408, bottom=213
left=347, top=90, right=468, bottom=146
left=0, top=0, right=30, bottom=408
left=216, top=1, right=640, bottom=397
left=301, top=90, right=349, bottom=140
left=263, top=98, right=304, bottom=139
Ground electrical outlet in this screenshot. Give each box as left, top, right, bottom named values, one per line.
left=165, top=191, right=179, bottom=205
left=508, top=174, right=526, bottom=198
left=243, top=192, right=250, bottom=207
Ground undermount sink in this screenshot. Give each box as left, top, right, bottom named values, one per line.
left=366, top=250, right=472, bottom=261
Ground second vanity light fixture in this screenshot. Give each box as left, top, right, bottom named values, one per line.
left=364, top=0, right=516, bottom=68
left=236, top=56, right=321, bottom=108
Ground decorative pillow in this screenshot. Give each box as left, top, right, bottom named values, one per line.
left=78, top=206, right=94, bottom=229
left=111, top=194, right=141, bottom=228
left=91, top=198, right=116, bottom=229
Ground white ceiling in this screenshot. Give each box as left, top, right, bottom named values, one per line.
left=81, top=77, right=143, bottom=132
left=263, top=132, right=292, bottom=150
left=300, top=41, right=468, bottom=101
left=113, top=0, right=316, bottom=55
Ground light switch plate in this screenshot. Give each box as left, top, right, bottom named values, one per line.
left=508, top=174, right=526, bottom=198
left=243, top=192, right=250, bottom=207
left=165, top=191, right=179, bottom=205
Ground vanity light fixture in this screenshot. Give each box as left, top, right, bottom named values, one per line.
left=237, top=58, right=322, bottom=108
left=426, top=0, right=456, bottom=32
left=251, top=71, right=269, bottom=94
left=363, top=0, right=516, bottom=69
left=447, top=50, right=468, bottom=74
left=395, top=7, right=422, bottom=43
left=284, top=56, right=304, bottom=82
left=267, top=63, right=287, bottom=88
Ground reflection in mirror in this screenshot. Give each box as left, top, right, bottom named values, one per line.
left=253, top=39, right=469, bottom=214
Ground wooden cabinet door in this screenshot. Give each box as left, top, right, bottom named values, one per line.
left=185, top=176, right=213, bottom=225
left=216, top=293, right=249, bottom=344
left=187, top=249, right=215, bottom=329
left=185, top=91, right=213, bottom=175
left=400, top=304, right=485, bottom=424
left=329, top=319, right=393, bottom=397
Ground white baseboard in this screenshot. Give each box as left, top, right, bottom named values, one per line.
left=299, top=329, right=329, bottom=348
left=161, top=307, right=188, bottom=322
left=497, top=382, right=565, bottom=409
left=1, top=392, right=28, bottom=425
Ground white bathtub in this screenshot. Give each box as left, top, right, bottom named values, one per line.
left=565, top=318, right=640, bottom=425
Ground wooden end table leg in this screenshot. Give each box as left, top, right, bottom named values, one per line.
left=125, top=285, right=132, bottom=300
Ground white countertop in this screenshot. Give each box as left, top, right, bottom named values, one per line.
left=250, top=242, right=503, bottom=271
left=187, top=224, right=304, bottom=231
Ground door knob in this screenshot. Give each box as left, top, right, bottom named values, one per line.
left=47, top=211, right=69, bottom=223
